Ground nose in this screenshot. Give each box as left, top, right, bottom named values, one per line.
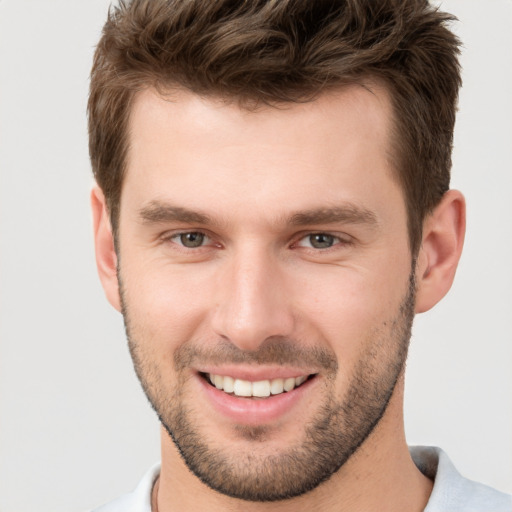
left=211, top=245, right=295, bottom=351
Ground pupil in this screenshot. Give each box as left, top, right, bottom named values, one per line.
left=310, top=234, right=334, bottom=248
left=181, top=232, right=204, bottom=247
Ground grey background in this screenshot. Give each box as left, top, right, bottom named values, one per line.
left=0, top=1, right=510, bottom=511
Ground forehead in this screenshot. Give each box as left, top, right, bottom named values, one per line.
left=122, top=84, right=401, bottom=228
left=128, top=83, right=393, bottom=161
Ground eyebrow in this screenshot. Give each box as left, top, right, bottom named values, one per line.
left=289, top=205, right=378, bottom=227
left=139, top=202, right=212, bottom=225
left=138, top=201, right=378, bottom=229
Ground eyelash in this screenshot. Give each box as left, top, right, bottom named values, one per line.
left=293, top=232, right=352, bottom=251
left=161, top=230, right=352, bottom=252
left=163, top=231, right=215, bottom=249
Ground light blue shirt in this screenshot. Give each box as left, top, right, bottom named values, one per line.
left=92, top=446, right=512, bottom=511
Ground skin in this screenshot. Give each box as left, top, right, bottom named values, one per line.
left=92, top=85, right=465, bottom=512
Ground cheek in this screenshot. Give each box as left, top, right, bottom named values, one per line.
left=293, top=261, right=410, bottom=363
left=120, top=257, right=215, bottom=351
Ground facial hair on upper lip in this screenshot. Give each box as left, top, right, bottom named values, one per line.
left=172, top=336, right=339, bottom=376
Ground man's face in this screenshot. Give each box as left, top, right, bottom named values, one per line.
left=116, top=86, right=415, bottom=500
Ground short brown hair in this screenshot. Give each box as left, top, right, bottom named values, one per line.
left=88, top=0, right=461, bottom=254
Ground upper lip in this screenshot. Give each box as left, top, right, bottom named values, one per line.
left=197, top=365, right=318, bottom=381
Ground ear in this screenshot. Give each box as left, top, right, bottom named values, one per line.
left=415, top=190, right=466, bottom=314
left=91, top=186, right=122, bottom=312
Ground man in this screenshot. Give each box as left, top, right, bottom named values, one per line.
left=88, top=1, right=511, bottom=511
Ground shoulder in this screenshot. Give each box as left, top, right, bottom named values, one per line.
left=89, top=463, right=160, bottom=512
left=411, top=446, right=512, bottom=512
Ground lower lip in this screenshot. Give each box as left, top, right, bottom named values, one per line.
left=197, top=374, right=316, bottom=425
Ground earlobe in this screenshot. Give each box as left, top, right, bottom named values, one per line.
left=91, top=186, right=122, bottom=312
left=415, top=190, right=466, bottom=314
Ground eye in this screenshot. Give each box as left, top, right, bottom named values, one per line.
left=171, top=231, right=209, bottom=248
left=296, top=233, right=345, bottom=249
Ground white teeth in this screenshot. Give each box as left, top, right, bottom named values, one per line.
left=270, top=378, right=284, bottom=395
left=233, top=379, right=252, bottom=397
left=295, top=375, right=307, bottom=386
left=252, top=380, right=271, bottom=397
left=283, top=377, right=296, bottom=392
left=214, top=374, right=223, bottom=389
left=207, top=374, right=310, bottom=397
left=223, top=375, right=235, bottom=393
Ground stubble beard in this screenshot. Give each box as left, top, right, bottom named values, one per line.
left=120, top=270, right=415, bottom=502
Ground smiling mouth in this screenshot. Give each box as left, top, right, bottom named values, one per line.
left=202, top=373, right=316, bottom=398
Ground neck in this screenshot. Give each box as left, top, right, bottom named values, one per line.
left=154, top=378, right=432, bottom=512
